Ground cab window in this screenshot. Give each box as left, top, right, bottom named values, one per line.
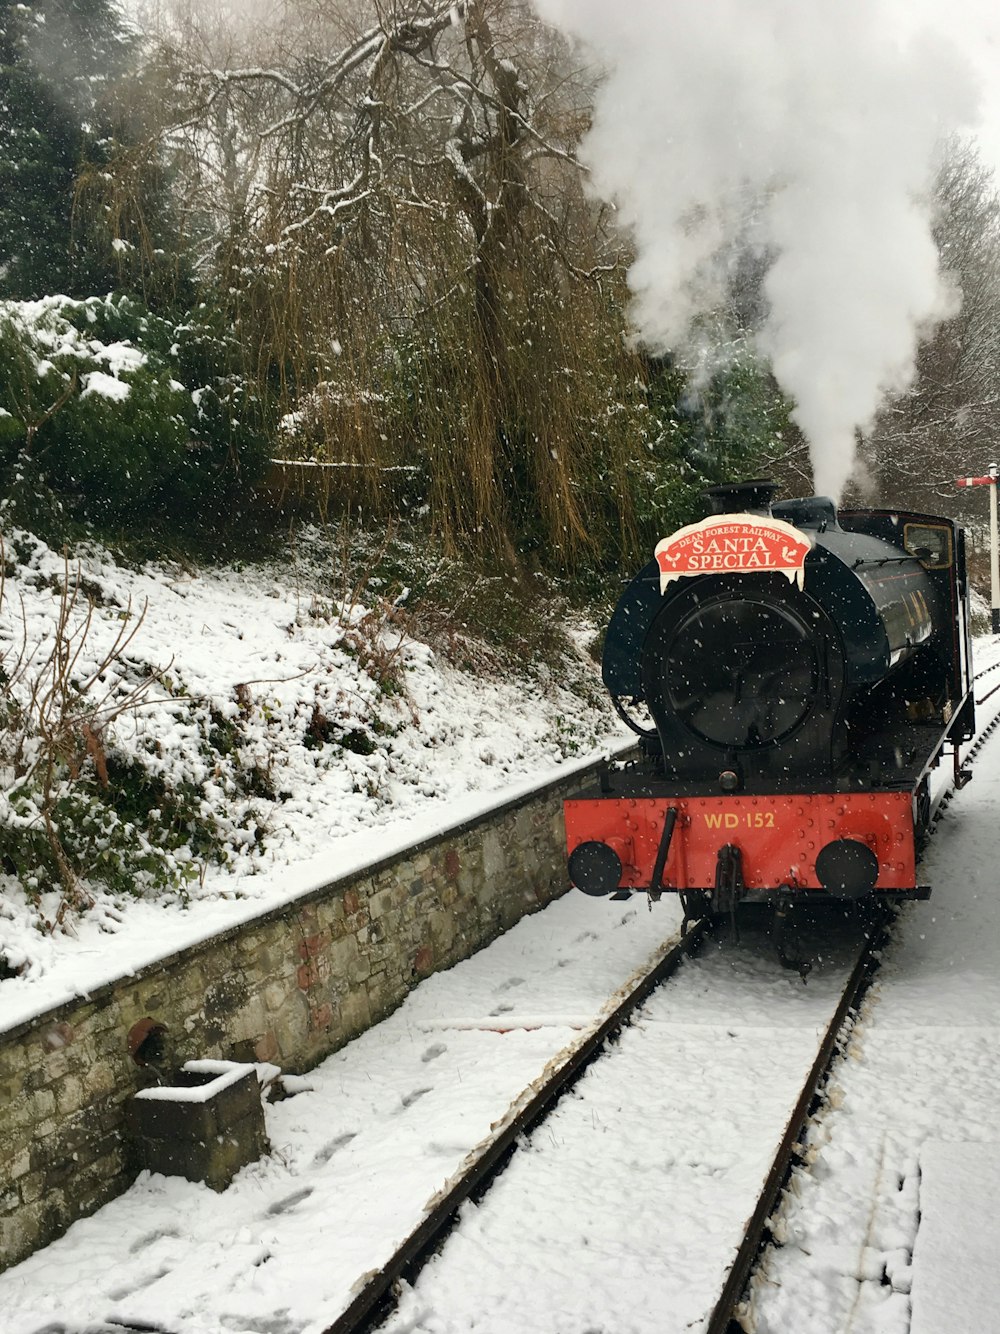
left=903, top=522, right=952, bottom=569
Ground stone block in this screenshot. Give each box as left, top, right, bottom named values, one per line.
left=6, top=1146, right=30, bottom=1182
left=431, top=907, right=457, bottom=943
left=315, top=895, right=345, bottom=926
left=83, top=1061, right=117, bottom=1100
left=346, top=950, right=372, bottom=986
left=232, top=995, right=268, bottom=1041
left=1, top=1093, right=30, bottom=1148
left=236, top=931, right=266, bottom=958
left=335, top=988, right=372, bottom=1040
left=132, top=1065, right=261, bottom=1142
left=271, top=990, right=310, bottom=1058
left=34, top=1088, right=56, bottom=1121
left=18, top=1173, right=43, bottom=1206
left=368, top=886, right=395, bottom=919
left=309, top=1002, right=334, bottom=1033
left=254, top=1031, right=280, bottom=1064
left=129, top=1062, right=269, bottom=1192
left=137, top=1121, right=268, bottom=1193
left=53, top=1074, right=84, bottom=1118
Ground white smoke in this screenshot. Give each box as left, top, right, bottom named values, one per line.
left=532, top=0, right=984, bottom=499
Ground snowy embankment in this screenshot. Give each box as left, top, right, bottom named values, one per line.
left=0, top=530, right=627, bottom=1033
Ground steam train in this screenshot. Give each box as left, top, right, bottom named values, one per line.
left=564, top=480, right=975, bottom=956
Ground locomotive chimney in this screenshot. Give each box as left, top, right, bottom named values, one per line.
left=704, top=479, right=779, bottom=516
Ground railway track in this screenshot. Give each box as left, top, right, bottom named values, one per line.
left=302, top=911, right=880, bottom=1334
left=355, top=907, right=883, bottom=1334
left=321, top=917, right=714, bottom=1334
left=312, top=661, right=1000, bottom=1334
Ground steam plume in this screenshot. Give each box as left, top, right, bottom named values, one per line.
left=532, top=0, right=983, bottom=498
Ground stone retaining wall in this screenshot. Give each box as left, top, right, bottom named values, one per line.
left=0, top=759, right=608, bottom=1271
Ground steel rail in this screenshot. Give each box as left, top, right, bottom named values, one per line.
left=974, top=655, right=1000, bottom=703
left=702, top=910, right=891, bottom=1334
left=321, top=918, right=712, bottom=1334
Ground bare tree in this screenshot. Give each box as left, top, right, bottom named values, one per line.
left=861, top=141, right=1000, bottom=513
left=147, top=0, right=640, bottom=565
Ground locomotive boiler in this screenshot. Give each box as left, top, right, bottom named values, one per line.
left=564, top=480, right=975, bottom=938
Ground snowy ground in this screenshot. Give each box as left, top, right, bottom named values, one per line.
left=3, top=892, right=691, bottom=1334
left=0, top=529, right=625, bottom=1033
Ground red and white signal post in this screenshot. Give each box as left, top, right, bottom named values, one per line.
left=956, top=463, right=1000, bottom=633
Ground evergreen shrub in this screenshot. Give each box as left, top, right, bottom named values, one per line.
left=0, top=294, right=270, bottom=537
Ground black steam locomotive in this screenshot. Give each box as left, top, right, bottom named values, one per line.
left=564, top=480, right=974, bottom=942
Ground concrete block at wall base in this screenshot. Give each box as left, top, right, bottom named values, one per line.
left=134, top=1118, right=269, bottom=1192
left=128, top=1063, right=269, bottom=1192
